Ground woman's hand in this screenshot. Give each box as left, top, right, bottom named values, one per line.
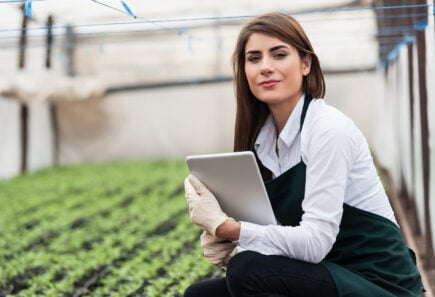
left=200, top=231, right=238, bottom=269
left=184, top=174, right=229, bottom=236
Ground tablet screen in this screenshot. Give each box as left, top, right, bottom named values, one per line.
left=186, top=151, right=277, bottom=225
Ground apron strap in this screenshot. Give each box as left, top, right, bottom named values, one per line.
left=300, top=95, right=312, bottom=130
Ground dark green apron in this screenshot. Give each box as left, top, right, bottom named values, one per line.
left=263, top=97, right=423, bottom=297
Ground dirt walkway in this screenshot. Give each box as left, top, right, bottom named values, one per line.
left=381, top=169, right=434, bottom=297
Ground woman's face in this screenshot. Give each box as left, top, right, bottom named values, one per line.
left=244, top=33, right=310, bottom=109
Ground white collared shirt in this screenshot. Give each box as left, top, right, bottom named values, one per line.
left=254, top=95, right=304, bottom=178
left=238, top=95, right=397, bottom=263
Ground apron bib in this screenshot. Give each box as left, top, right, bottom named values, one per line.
left=263, top=96, right=423, bottom=297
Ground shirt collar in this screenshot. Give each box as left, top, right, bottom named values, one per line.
left=254, top=94, right=305, bottom=154
left=254, top=114, right=276, bottom=156
left=278, top=94, right=305, bottom=147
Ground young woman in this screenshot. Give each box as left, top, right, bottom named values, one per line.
left=184, top=12, right=423, bottom=297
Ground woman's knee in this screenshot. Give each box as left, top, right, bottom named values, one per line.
left=227, top=250, right=266, bottom=275
left=183, top=282, right=202, bottom=297
left=226, top=251, right=267, bottom=295
left=183, top=277, right=230, bottom=297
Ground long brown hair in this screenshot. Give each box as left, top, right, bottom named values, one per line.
left=232, top=12, right=325, bottom=161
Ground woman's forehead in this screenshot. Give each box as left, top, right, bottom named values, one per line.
left=245, top=33, right=293, bottom=52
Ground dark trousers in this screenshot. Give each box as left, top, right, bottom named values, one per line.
left=184, top=251, right=338, bottom=297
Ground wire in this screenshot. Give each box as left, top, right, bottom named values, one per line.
left=0, top=8, right=431, bottom=36
left=0, top=28, right=417, bottom=51
left=0, top=0, right=45, bottom=2
left=86, top=2, right=433, bottom=24
left=85, top=2, right=434, bottom=31
left=288, top=3, right=433, bottom=15
left=0, top=2, right=427, bottom=72
left=89, top=0, right=175, bottom=32
left=0, top=2, right=430, bottom=53
left=0, top=21, right=424, bottom=44
left=89, top=0, right=134, bottom=18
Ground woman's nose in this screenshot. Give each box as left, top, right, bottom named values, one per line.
left=260, top=58, right=273, bottom=75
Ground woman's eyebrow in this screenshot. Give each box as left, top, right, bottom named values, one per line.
left=269, top=45, right=289, bottom=52
left=246, top=45, right=289, bottom=55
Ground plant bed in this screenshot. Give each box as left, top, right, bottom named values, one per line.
left=0, top=160, right=223, bottom=297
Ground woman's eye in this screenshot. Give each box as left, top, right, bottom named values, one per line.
left=247, top=56, right=260, bottom=63
left=274, top=53, right=287, bottom=59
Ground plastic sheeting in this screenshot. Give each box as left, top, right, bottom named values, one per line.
left=427, top=16, right=435, bottom=257
left=56, top=83, right=236, bottom=163
left=0, top=97, right=21, bottom=179
left=0, top=73, right=106, bottom=103
left=372, top=16, right=435, bottom=256
left=0, top=74, right=106, bottom=177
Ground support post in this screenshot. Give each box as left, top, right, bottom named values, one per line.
left=18, top=5, right=28, bottom=173
left=416, top=28, right=435, bottom=268
left=45, top=15, right=59, bottom=167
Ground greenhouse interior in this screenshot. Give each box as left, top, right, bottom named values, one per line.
left=0, top=0, right=434, bottom=296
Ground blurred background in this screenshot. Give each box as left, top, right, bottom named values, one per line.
left=0, top=0, right=434, bottom=295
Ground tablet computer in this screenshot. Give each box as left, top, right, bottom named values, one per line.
left=186, top=151, right=277, bottom=225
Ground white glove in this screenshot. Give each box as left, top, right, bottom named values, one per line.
left=184, top=174, right=229, bottom=236
left=200, top=231, right=238, bottom=269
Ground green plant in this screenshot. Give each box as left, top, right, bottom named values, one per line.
left=0, top=160, right=222, bottom=296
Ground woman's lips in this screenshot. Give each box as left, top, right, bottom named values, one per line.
left=259, top=80, right=279, bottom=88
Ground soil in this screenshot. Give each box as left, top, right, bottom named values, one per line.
left=402, top=200, right=435, bottom=296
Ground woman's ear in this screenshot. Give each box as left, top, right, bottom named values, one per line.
left=302, top=54, right=312, bottom=76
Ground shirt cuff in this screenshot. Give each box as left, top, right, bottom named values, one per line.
left=239, top=221, right=267, bottom=249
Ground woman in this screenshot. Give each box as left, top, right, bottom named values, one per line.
left=184, top=12, right=423, bottom=297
